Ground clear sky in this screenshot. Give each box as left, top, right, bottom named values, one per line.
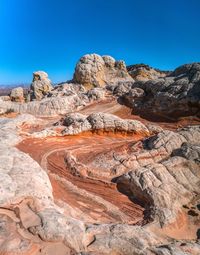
left=0, top=0, right=200, bottom=85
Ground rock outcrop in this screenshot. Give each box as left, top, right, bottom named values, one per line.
left=0, top=58, right=200, bottom=255
left=0, top=82, right=107, bottom=116
left=0, top=95, right=11, bottom=101
left=119, top=62, right=200, bottom=118
left=61, top=112, right=154, bottom=135
left=16, top=114, right=200, bottom=254
left=0, top=115, right=89, bottom=254
left=116, top=126, right=200, bottom=226
left=0, top=95, right=86, bottom=116
left=73, top=53, right=133, bottom=89
left=30, top=71, right=53, bottom=101
left=10, top=87, right=24, bottom=102
left=0, top=84, right=90, bottom=117
left=0, top=107, right=199, bottom=255
left=127, top=63, right=168, bottom=81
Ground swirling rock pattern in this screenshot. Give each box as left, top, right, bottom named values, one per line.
left=0, top=60, right=199, bottom=255
left=15, top=111, right=200, bottom=254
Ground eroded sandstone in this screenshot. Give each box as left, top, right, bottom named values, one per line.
left=0, top=59, right=200, bottom=255
left=73, top=54, right=133, bottom=89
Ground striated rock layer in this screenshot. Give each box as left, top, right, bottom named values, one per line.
left=0, top=59, right=200, bottom=255
left=0, top=107, right=197, bottom=254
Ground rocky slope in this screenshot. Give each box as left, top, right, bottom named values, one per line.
left=120, top=62, right=200, bottom=119
left=0, top=55, right=200, bottom=255
left=127, top=63, right=168, bottom=81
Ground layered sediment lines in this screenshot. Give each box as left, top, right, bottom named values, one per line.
left=1, top=108, right=199, bottom=254
left=17, top=133, right=147, bottom=225
left=16, top=117, right=200, bottom=254
left=17, top=100, right=200, bottom=227
left=1, top=60, right=200, bottom=254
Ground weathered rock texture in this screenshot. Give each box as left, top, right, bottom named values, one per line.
left=73, top=54, right=133, bottom=89
left=127, top=63, right=168, bottom=81
left=0, top=105, right=199, bottom=255
left=0, top=83, right=107, bottom=116
left=0, top=95, right=11, bottom=102
left=60, top=112, right=161, bottom=136
left=0, top=59, right=200, bottom=255
left=0, top=95, right=84, bottom=116
left=16, top=114, right=200, bottom=254
left=10, top=86, right=24, bottom=102
left=116, top=126, right=200, bottom=225
left=30, top=71, right=53, bottom=101
left=120, top=62, right=200, bottom=118
left=0, top=115, right=95, bottom=254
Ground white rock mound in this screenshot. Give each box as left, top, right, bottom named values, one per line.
left=73, top=53, right=133, bottom=89
left=61, top=112, right=155, bottom=135
left=10, top=87, right=24, bottom=102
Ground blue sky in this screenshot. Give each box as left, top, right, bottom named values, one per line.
left=0, top=0, right=200, bottom=84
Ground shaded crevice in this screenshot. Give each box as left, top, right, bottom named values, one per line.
left=112, top=178, right=154, bottom=224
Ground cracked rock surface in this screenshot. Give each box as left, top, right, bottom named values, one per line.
left=118, top=62, right=200, bottom=118
left=0, top=60, right=200, bottom=255
left=73, top=54, right=133, bottom=89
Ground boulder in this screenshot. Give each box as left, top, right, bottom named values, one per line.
left=30, top=71, right=53, bottom=100
left=73, top=53, right=133, bottom=89
left=113, top=81, right=134, bottom=96
left=87, top=87, right=105, bottom=100
left=10, top=87, right=24, bottom=102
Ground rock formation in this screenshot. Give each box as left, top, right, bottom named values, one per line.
left=116, top=126, right=200, bottom=225
left=127, top=63, right=168, bottom=81
left=73, top=53, right=133, bottom=89
left=119, top=62, right=200, bottom=118
left=30, top=71, right=53, bottom=100
left=0, top=82, right=106, bottom=116
left=10, top=86, right=24, bottom=102
left=0, top=57, right=199, bottom=255
left=60, top=112, right=160, bottom=136
left=1, top=111, right=198, bottom=255
left=1, top=60, right=199, bottom=119
left=0, top=95, right=11, bottom=101
left=0, top=84, right=89, bottom=116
